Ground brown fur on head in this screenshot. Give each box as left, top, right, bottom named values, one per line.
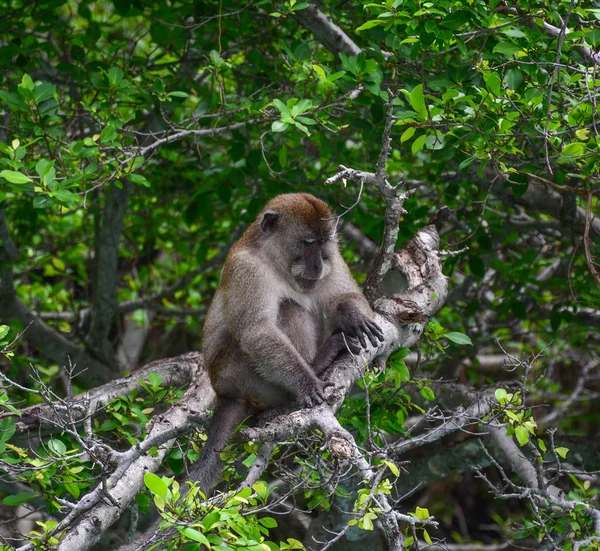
left=254, top=194, right=337, bottom=286
left=264, top=193, right=333, bottom=231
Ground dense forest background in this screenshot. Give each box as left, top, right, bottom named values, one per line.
left=0, top=1, right=599, bottom=550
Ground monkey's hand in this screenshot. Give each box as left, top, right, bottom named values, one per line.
left=300, top=378, right=336, bottom=409
left=339, top=310, right=384, bottom=350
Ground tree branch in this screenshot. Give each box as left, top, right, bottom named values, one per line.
left=42, top=361, right=213, bottom=551
left=294, top=4, right=362, bottom=57
left=5, top=352, right=200, bottom=432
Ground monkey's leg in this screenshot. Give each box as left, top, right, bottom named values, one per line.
left=312, top=332, right=362, bottom=376
left=189, top=398, right=250, bottom=494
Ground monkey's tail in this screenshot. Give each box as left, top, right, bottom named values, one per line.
left=189, top=398, right=249, bottom=495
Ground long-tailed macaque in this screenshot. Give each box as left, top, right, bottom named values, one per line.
left=191, top=193, right=383, bottom=492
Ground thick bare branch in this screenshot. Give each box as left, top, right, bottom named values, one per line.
left=44, top=364, right=214, bottom=551
left=4, top=352, right=200, bottom=432
left=294, top=4, right=361, bottom=57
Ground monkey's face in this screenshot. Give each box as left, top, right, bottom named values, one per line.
left=257, top=199, right=336, bottom=289
left=289, top=228, right=334, bottom=286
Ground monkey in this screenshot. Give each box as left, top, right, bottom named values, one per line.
left=191, top=193, right=384, bottom=492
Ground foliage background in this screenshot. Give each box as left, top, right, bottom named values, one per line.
left=0, top=0, right=598, bottom=550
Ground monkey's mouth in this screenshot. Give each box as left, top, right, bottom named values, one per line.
left=295, top=276, right=320, bottom=289
left=291, top=264, right=323, bottom=281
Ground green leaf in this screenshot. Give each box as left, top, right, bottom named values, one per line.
left=202, top=510, right=220, bottom=531
left=153, top=78, right=165, bottom=94
left=0, top=170, right=32, bottom=184
left=0, top=418, right=15, bottom=446
left=292, top=2, right=310, bottom=11
left=495, top=388, right=508, bottom=403
left=291, top=99, right=311, bottom=117
left=2, top=493, right=37, bottom=507
left=312, top=64, right=326, bottom=82
left=356, top=20, right=385, bottom=32
left=273, top=98, right=289, bottom=116
left=49, top=439, right=67, bottom=455
left=100, top=124, right=118, bottom=143
left=361, top=514, right=374, bottom=530
left=400, top=127, right=415, bottom=143
left=394, top=360, right=410, bottom=382
left=555, top=447, right=569, bottom=459
left=515, top=426, right=529, bottom=446
left=292, top=120, right=310, bottom=136
left=493, top=41, right=520, bottom=57
left=54, top=190, right=79, bottom=203
left=271, top=120, right=289, bottom=133
left=107, top=67, right=124, bottom=84
left=20, top=74, right=35, bottom=91
left=505, top=68, right=523, bottom=90
left=35, top=159, right=55, bottom=178
left=34, top=83, right=57, bottom=103
left=52, top=258, right=65, bottom=272
left=64, top=482, right=81, bottom=499
left=421, top=387, right=435, bottom=401
left=560, top=143, right=585, bottom=157
left=409, top=84, right=427, bottom=119
left=259, top=517, right=278, bottom=528
left=458, top=156, right=477, bottom=171
left=423, top=529, right=432, bottom=544
left=411, top=134, right=427, bottom=154
left=0, top=326, right=9, bottom=340
left=178, top=527, right=209, bottom=545
left=242, top=453, right=256, bottom=468
left=167, top=91, right=189, bottom=98
left=415, top=506, right=429, bottom=520
left=483, top=72, right=501, bottom=96
left=209, top=50, right=224, bottom=67
left=444, top=332, right=473, bottom=345
left=382, top=460, right=399, bottom=477
left=147, top=372, right=162, bottom=387
left=128, top=174, right=150, bottom=187
left=144, top=472, right=168, bottom=499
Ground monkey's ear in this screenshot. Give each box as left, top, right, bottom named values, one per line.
left=261, top=209, right=280, bottom=232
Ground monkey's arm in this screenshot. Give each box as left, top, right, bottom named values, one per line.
left=326, top=258, right=384, bottom=349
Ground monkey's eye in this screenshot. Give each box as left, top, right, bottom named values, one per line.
left=303, top=238, right=315, bottom=245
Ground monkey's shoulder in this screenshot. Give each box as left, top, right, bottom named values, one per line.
left=221, top=248, right=269, bottom=284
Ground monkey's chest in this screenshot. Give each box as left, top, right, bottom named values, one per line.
left=276, top=299, right=326, bottom=360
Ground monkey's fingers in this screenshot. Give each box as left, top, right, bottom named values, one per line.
left=363, top=321, right=384, bottom=347
left=311, top=391, right=324, bottom=406
left=300, top=395, right=314, bottom=409
left=367, top=320, right=385, bottom=341
left=361, top=325, right=379, bottom=348
left=354, top=329, right=367, bottom=349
